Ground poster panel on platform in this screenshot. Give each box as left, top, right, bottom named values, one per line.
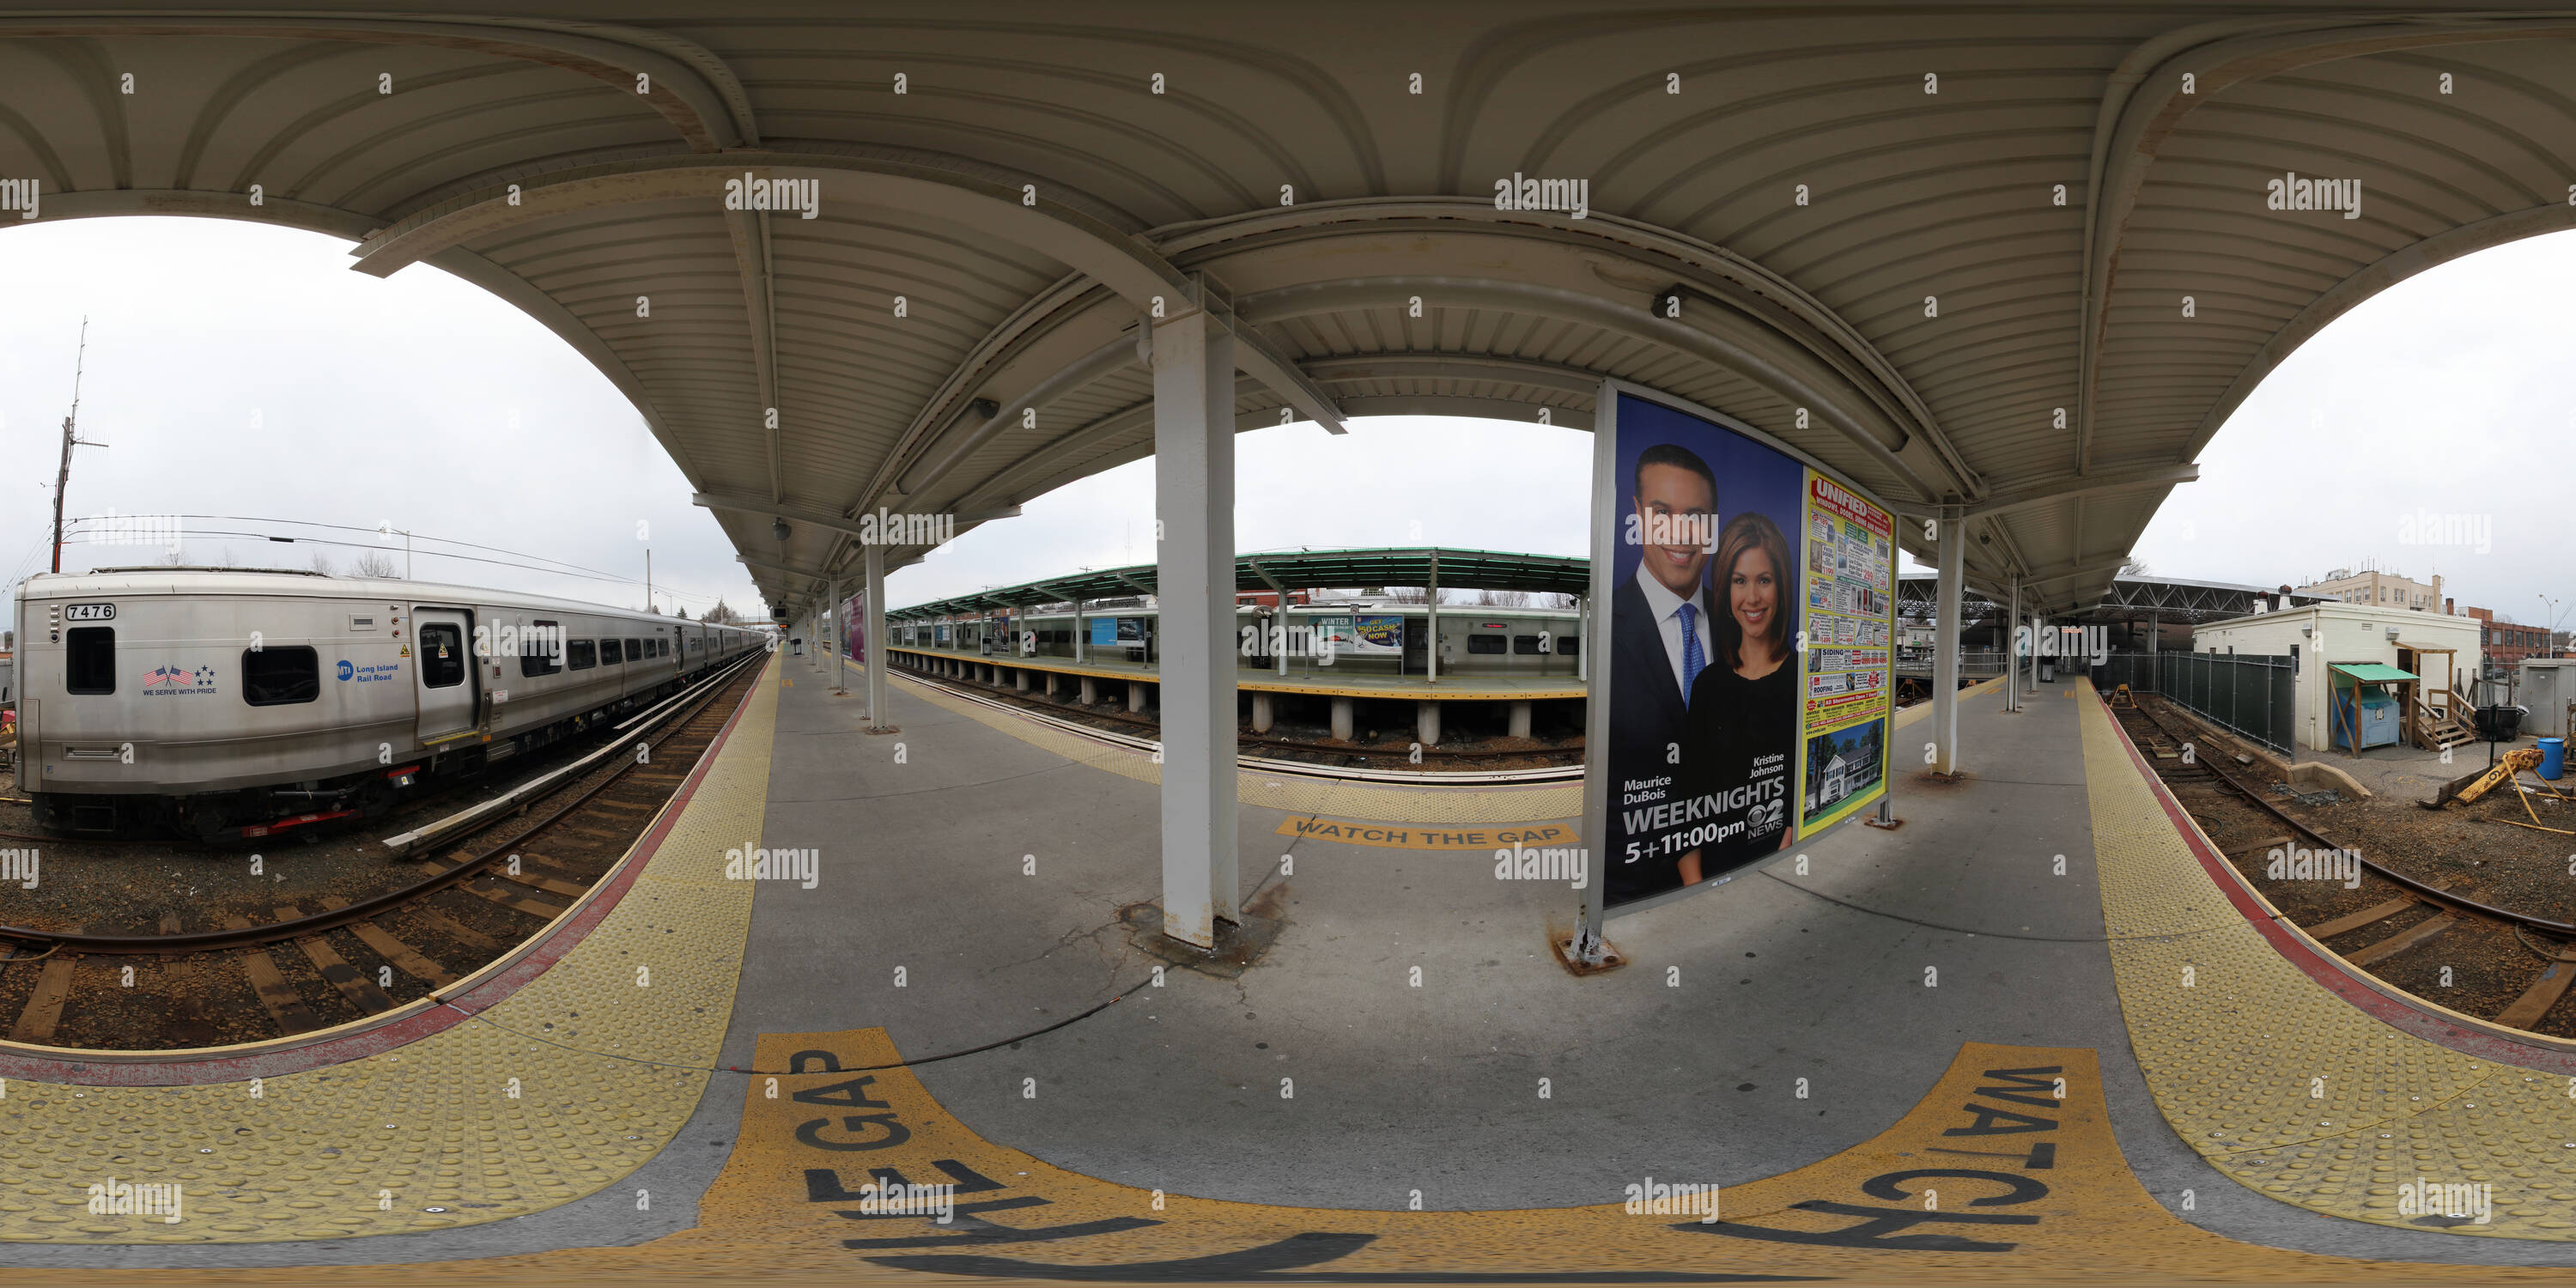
left=1583, top=383, right=1896, bottom=916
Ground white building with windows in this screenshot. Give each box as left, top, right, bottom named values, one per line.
left=2191, top=604, right=2481, bottom=753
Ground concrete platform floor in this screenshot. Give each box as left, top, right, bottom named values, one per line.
left=726, top=663, right=2569, bottom=1267
left=7, top=660, right=2569, bottom=1273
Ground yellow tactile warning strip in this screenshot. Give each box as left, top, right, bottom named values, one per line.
left=882, top=664, right=1583, bottom=824
left=0, top=659, right=779, bottom=1245
left=2081, top=690, right=2576, bottom=1239
left=142, top=1030, right=2562, bottom=1283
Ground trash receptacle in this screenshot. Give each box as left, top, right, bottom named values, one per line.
left=2476, top=704, right=2526, bottom=741
left=2038, top=659, right=2055, bottom=683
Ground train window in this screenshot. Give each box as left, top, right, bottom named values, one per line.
left=625, top=637, right=642, bottom=661
left=243, top=646, right=319, bottom=706
left=568, top=639, right=596, bottom=670
left=599, top=638, right=623, bottom=665
left=1466, top=635, right=1508, bottom=655
left=520, top=621, right=562, bottom=676
left=65, top=626, right=115, bottom=694
left=1513, top=635, right=1544, bottom=654
left=1557, top=634, right=1579, bottom=657
left=419, top=624, right=466, bottom=688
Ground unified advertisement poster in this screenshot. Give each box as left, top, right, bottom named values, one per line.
left=1585, top=386, right=1896, bottom=913
left=1796, top=473, right=1894, bottom=832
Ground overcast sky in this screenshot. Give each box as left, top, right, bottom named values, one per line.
left=8, top=217, right=2572, bottom=629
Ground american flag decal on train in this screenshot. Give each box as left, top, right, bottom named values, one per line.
left=142, top=665, right=217, bottom=694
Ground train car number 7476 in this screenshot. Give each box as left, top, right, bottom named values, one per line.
left=64, top=603, right=118, bottom=622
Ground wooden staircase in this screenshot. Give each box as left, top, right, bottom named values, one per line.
left=2415, top=686, right=2476, bottom=752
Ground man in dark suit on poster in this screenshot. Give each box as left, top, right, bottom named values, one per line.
left=1605, top=443, right=1719, bottom=905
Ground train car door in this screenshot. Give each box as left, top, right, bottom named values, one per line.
left=413, top=608, right=477, bottom=742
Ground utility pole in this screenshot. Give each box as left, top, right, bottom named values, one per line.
left=50, top=317, right=106, bottom=573
left=646, top=548, right=653, bottom=612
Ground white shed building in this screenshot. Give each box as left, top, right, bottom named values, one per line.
left=2190, top=604, right=2482, bottom=754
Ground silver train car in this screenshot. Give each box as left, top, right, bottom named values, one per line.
left=890, top=602, right=1584, bottom=678
left=11, top=568, right=764, bottom=838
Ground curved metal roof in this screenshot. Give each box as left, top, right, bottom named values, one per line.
left=9, top=5, right=2573, bottom=615
left=888, top=546, right=1587, bottom=620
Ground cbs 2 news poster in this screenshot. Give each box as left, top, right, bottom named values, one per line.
left=1589, top=388, right=1894, bottom=910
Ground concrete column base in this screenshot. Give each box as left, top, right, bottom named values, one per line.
left=1417, top=700, right=1441, bottom=746
left=1509, top=700, right=1532, bottom=739
left=1081, top=677, right=1097, bottom=705
left=1043, top=672, right=1059, bottom=698
left=1128, top=682, right=1148, bottom=714
left=1331, top=696, right=1354, bottom=742
left=1251, top=692, right=1274, bottom=734
left=1016, top=670, right=1030, bottom=691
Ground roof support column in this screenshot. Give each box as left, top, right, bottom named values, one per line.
left=1151, top=301, right=1239, bottom=950
left=832, top=577, right=849, bottom=695
left=1427, top=553, right=1440, bottom=684
left=1932, top=509, right=1965, bottom=776
left=865, top=544, right=890, bottom=731
left=2006, top=576, right=2020, bottom=713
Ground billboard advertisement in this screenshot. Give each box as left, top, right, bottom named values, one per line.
left=841, top=588, right=867, bottom=662
left=1091, top=617, right=1145, bottom=647
left=1307, top=614, right=1403, bottom=657
left=1585, top=385, right=1894, bottom=914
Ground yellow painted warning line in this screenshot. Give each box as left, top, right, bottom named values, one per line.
left=2080, top=690, right=2576, bottom=1240
left=0, top=658, right=781, bottom=1246
left=173, top=1030, right=2555, bottom=1282
left=1273, top=817, right=1577, bottom=849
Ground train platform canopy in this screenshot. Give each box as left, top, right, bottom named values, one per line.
left=886, top=546, right=1586, bottom=620
left=1899, top=571, right=2336, bottom=624
left=22, top=6, right=2576, bottom=621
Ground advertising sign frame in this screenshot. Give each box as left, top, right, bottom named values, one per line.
left=1578, top=378, right=1899, bottom=950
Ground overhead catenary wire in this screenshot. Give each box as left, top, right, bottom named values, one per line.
left=47, top=514, right=736, bottom=610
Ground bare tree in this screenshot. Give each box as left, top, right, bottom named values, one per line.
left=1474, top=589, right=1530, bottom=607
left=2119, top=556, right=2150, bottom=577
left=308, top=551, right=338, bottom=576
left=350, top=550, right=399, bottom=578
left=704, top=597, right=740, bottom=624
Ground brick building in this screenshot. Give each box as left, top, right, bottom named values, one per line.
left=2461, top=606, right=2555, bottom=666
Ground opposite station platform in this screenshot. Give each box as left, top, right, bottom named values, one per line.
left=884, top=644, right=1581, bottom=744
left=9, top=653, right=2576, bottom=1280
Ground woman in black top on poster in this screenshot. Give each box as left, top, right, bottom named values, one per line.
left=1677, top=512, right=1799, bottom=885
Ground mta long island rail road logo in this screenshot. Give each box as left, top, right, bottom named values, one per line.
left=140, top=665, right=216, bottom=696
left=337, top=659, right=399, bottom=683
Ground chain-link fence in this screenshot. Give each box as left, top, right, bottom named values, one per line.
left=2093, top=651, right=2296, bottom=754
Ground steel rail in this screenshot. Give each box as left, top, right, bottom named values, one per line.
left=0, top=653, right=765, bottom=955
left=2121, top=697, right=2576, bottom=937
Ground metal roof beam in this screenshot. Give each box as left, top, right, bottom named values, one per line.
left=1964, top=464, right=2199, bottom=522
left=692, top=492, right=1019, bottom=544
left=1238, top=276, right=1944, bottom=503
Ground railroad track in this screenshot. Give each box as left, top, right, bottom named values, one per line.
left=2112, top=695, right=2576, bottom=1036
left=0, top=652, right=766, bottom=1053
left=888, top=659, right=1583, bottom=784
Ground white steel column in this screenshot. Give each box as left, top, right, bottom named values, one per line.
left=832, top=579, right=848, bottom=694
left=2006, top=576, right=2020, bottom=711
left=1577, top=595, right=1589, bottom=682
left=1426, top=554, right=1440, bottom=683
left=1932, top=511, right=1965, bottom=775
left=1151, top=295, right=1239, bottom=949
left=865, top=544, right=890, bottom=730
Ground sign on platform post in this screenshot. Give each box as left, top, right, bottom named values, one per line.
left=1579, top=382, right=1896, bottom=945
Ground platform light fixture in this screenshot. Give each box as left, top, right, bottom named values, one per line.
left=773, top=518, right=792, bottom=542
